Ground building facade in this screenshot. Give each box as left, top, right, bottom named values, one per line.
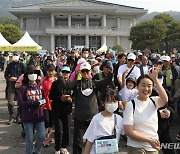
left=10, top=0, right=147, bottom=52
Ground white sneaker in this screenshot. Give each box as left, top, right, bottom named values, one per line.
left=60, top=148, right=70, bottom=154
left=54, top=151, right=60, bottom=154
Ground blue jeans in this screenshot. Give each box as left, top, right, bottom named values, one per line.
left=24, top=121, right=46, bottom=154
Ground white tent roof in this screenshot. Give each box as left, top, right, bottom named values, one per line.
left=97, top=43, right=107, bottom=53
left=0, top=32, right=11, bottom=46
left=11, top=32, right=42, bottom=51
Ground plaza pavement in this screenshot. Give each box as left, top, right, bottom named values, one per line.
left=0, top=71, right=179, bottom=154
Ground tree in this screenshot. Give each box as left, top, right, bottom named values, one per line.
left=2, top=24, right=22, bottom=44
left=153, top=13, right=180, bottom=52
left=112, top=45, right=124, bottom=52
left=129, top=20, right=166, bottom=50
left=129, top=13, right=180, bottom=52
left=0, top=24, right=4, bottom=33
left=0, top=17, right=20, bottom=27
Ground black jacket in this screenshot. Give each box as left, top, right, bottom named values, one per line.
left=49, top=79, right=72, bottom=115
left=60, top=73, right=113, bottom=121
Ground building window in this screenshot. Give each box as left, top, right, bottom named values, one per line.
left=55, top=18, right=68, bottom=26
left=89, top=19, right=101, bottom=26
left=55, top=36, right=68, bottom=48
left=71, top=36, right=85, bottom=48
left=71, top=18, right=85, bottom=26
left=89, top=36, right=101, bottom=51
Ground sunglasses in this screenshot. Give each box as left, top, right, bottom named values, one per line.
left=62, top=71, right=70, bottom=74
left=128, top=59, right=134, bottom=62
left=81, top=69, right=90, bottom=73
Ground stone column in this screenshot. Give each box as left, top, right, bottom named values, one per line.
left=102, top=14, right=106, bottom=27
left=86, top=15, right=89, bottom=27
left=101, top=35, right=106, bottom=46
left=51, top=13, right=55, bottom=27
left=68, top=15, right=71, bottom=27
left=85, top=35, right=89, bottom=48
left=36, top=17, right=39, bottom=30
left=51, top=34, right=55, bottom=51
left=68, top=35, right=71, bottom=50
left=20, top=16, right=23, bottom=30
left=117, top=36, right=120, bottom=45
left=132, top=18, right=136, bottom=27
left=117, top=18, right=121, bottom=29
left=36, top=36, right=40, bottom=44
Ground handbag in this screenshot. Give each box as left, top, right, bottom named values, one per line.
left=95, top=114, right=118, bottom=154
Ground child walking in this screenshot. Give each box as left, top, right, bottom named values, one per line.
left=83, top=88, right=124, bottom=154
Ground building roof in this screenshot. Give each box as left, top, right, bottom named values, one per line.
left=9, top=0, right=147, bottom=17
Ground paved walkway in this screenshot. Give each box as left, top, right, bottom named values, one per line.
left=0, top=71, right=179, bottom=154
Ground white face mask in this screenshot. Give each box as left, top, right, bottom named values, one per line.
left=13, top=56, right=19, bottom=62
left=28, top=74, right=37, bottom=81
left=83, top=53, right=89, bottom=58
left=93, top=66, right=100, bottom=74
left=81, top=88, right=93, bottom=96
left=105, top=102, right=118, bottom=113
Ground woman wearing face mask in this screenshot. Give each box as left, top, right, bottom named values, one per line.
left=123, top=66, right=168, bottom=154
left=18, top=65, right=46, bottom=154
left=83, top=88, right=124, bottom=154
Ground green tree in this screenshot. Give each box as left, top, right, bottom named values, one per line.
left=0, top=17, right=20, bottom=27
left=2, top=24, right=22, bottom=44
left=112, top=45, right=124, bottom=52
left=0, top=24, right=4, bottom=33
left=153, top=13, right=180, bottom=52
left=129, top=20, right=166, bottom=50
left=129, top=13, right=180, bottom=52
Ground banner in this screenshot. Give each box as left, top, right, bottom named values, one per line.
left=10, top=46, right=39, bottom=52
left=0, top=46, right=10, bottom=51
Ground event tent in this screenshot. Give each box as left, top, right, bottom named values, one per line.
left=96, top=43, right=107, bottom=53
left=10, top=32, right=42, bottom=52
left=0, top=33, right=11, bottom=51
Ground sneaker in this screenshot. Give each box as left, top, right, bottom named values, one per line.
left=60, top=148, right=69, bottom=154
left=7, top=118, right=15, bottom=125
left=43, top=134, right=53, bottom=147
left=54, top=151, right=60, bottom=154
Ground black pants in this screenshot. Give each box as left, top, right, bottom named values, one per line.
left=43, top=109, right=53, bottom=129
left=53, top=112, right=71, bottom=151
left=73, top=119, right=91, bottom=154
left=159, top=130, right=175, bottom=154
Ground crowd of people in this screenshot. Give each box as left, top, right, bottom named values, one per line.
left=0, top=47, right=180, bottom=154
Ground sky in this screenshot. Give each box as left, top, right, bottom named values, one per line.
left=99, top=0, right=180, bottom=12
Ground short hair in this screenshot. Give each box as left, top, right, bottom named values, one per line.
left=136, top=74, right=154, bottom=87
left=118, top=53, right=126, bottom=59
left=82, top=48, right=89, bottom=53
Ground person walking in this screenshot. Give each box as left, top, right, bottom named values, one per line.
left=18, top=65, right=46, bottom=154
left=123, top=66, right=168, bottom=154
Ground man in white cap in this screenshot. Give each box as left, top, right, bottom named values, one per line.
left=161, top=55, right=178, bottom=91
left=59, top=62, right=113, bottom=154
left=117, top=53, right=141, bottom=88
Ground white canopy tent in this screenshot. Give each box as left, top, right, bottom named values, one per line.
left=0, top=32, right=12, bottom=51
left=96, top=43, right=107, bottom=53
left=10, top=32, right=42, bottom=52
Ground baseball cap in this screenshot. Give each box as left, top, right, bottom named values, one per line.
left=162, top=56, right=171, bottom=61
left=46, top=64, right=55, bottom=71
left=127, top=53, right=136, bottom=60
left=80, top=62, right=91, bottom=71
left=62, top=66, right=71, bottom=72
left=26, top=65, right=37, bottom=73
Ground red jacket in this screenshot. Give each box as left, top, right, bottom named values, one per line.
left=42, top=76, right=57, bottom=110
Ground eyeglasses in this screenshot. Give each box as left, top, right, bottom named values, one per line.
left=128, top=59, right=134, bottom=62
left=81, top=69, right=90, bottom=73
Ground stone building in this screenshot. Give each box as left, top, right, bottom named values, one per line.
left=10, top=0, right=147, bottom=51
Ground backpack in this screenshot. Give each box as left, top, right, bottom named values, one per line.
left=131, top=97, right=156, bottom=114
